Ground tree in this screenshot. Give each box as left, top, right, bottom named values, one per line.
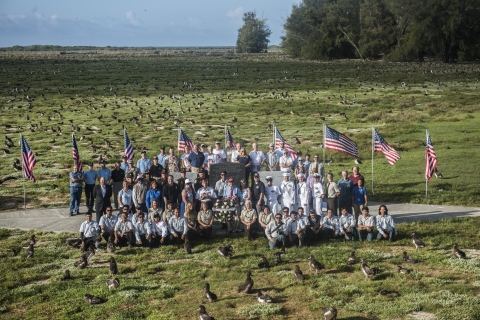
left=236, top=12, right=272, bottom=53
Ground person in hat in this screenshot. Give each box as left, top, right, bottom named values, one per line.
left=97, top=159, right=111, bottom=184
left=264, top=176, right=281, bottom=215
left=157, top=146, right=167, bottom=168
left=251, top=172, right=265, bottom=214
left=223, top=177, right=241, bottom=233
left=187, top=144, right=205, bottom=173
left=213, top=141, right=227, bottom=163
left=194, top=170, right=205, bottom=192
left=149, top=155, right=163, bottom=181
left=180, top=179, right=195, bottom=217
left=137, top=150, right=152, bottom=175
left=240, top=200, right=257, bottom=240
left=279, top=172, right=296, bottom=211
left=181, top=145, right=192, bottom=172
left=266, top=143, right=279, bottom=171
left=132, top=175, right=148, bottom=213
left=163, top=174, right=181, bottom=210
left=296, top=173, right=309, bottom=214
left=83, top=162, right=97, bottom=214
left=215, top=171, right=228, bottom=198
left=132, top=205, right=148, bottom=225
left=111, top=161, right=125, bottom=210
left=126, top=159, right=140, bottom=182
left=92, top=177, right=112, bottom=222
left=176, top=168, right=186, bottom=191
left=69, top=164, right=85, bottom=216
left=265, top=213, right=286, bottom=249
left=165, top=147, right=180, bottom=173
left=120, top=155, right=129, bottom=172
left=312, top=173, right=325, bottom=216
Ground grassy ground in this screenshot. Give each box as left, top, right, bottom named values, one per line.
left=0, top=217, right=479, bottom=319
left=0, top=50, right=479, bottom=210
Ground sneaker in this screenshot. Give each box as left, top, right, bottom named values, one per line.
left=69, top=212, right=73, bottom=216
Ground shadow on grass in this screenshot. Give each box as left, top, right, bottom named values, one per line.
left=121, top=267, right=135, bottom=274
left=373, top=272, right=395, bottom=281
left=0, top=196, right=26, bottom=211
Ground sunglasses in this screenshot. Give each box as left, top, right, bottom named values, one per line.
left=106, top=210, right=111, bottom=212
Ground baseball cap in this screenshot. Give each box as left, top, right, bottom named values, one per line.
left=283, top=172, right=290, bottom=177
left=265, top=176, right=273, bottom=181
left=137, top=175, right=144, bottom=179
left=228, top=177, right=234, bottom=182
left=254, top=173, right=259, bottom=178
left=185, top=179, right=192, bottom=184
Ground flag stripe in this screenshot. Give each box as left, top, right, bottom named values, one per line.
left=324, top=126, right=359, bottom=158
left=124, top=128, right=135, bottom=160
left=21, top=135, right=36, bottom=182
left=72, top=133, right=83, bottom=172
left=373, top=129, right=401, bottom=165
left=425, top=130, right=438, bottom=181
left=275, top=128, right=298, bottom=160
left=178, top=129, right=194, bottom=152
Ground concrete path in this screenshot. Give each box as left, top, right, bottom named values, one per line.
left=0, top=202, right=479, bottom=233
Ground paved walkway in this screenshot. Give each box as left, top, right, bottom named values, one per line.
left=0, top=202, right=479, bottom=233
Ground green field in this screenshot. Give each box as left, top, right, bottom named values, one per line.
left=1, top=217, right=479, bottom=319
left=0, top=50, right=479, bottom=210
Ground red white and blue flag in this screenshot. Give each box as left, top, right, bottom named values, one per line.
left=21, top=135, right=37, bottom=182
left=226, top=128, right=236, bottom=148
left=178, top=128, right=194, bottom=153
left=324, top=125, right=359, bottom=158
left=425, top=130, right=438, bottom=181
left=275, top=127, right=298, bottom=159
left=373, top=128, right=401, bottom=165
left=124, top=128, right=134, bottom=160
left=71, top=133, right=83, bottom=172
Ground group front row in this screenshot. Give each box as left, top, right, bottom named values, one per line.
left=78, top=202, right=397, bottom=251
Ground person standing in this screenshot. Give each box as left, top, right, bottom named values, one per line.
left=214, top=171, right=228, bottom=199
left=240, top=200, right=258, bottom=240
left=180, top=179, right=195, bottom=217
left=213, top=141, right=227, bottom=162
left=187, top=144, right=205, bottom=173
left=303, top=154, right=311, bottom=178
left=224, top=140, right=236, bottom=163
left=325, top=172, right=340, bottom=216
left=111, top=162, right=125, bottom=210
left=157, top=146, right=167, bottom=168
left=181, top=145, right=192, bottom=172
left=165, top=147, right=180, bottom=173
left=264, top=176, right=281, bottom=215
left=136, top=150, right=152, bottom=175
left=352, top=178, right=368, bottom=221
left=278, top=150, right=293, bottom=174
left=250, top=173, right=265, bottom=215
left=235, top=147, right=251, bottom=184
left=118, top=181, right=133, bottom=213
left=132, top=175, right=148, bottom=213
left=249, top=142, right=266, bottom=182
left=266, top=143, right=279, bottom=171
left=93, top=177, right=112, bottom=222
left=120, top=155, right=129, bottom=173
left=349, top=166, right=364, bottom=187
left=97, top=159, right=111, bottom=184
left=312, top=173, right=325, bottom=216
left=149, top=156, right=163, bottom=181
left=126, top=160, right=140, bottom=182
left=70, top=165, right=85, bottom=216
left=163, top=175, right=181, bottom=210
left=176, top=168, right=187, bottom=191
left=337, top=170, right=353, bottom=216
left=146, top=180, right=162, bottom=211
left=279, top=173, right=296, bottom=212
left=230, top=142, right=242, bottom=162
left=83, top=163, right=97, bottom=214
left=296, top=173, right=310, bottom=215
left=309, top=155, right=324, bottom=179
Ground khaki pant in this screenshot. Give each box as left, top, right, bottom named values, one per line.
left=191, top=167, right=201, bottom=173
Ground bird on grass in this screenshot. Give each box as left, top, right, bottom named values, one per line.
left=65, top=238, right=82, bottom=249
left=274, top=252, right=283, bottom=265
left=257, top=291, right=272, bottom=303
left=217, top=245, right=233, bottom=259
left=309, top=255, right=325, bottom=274
left=237, top=271, right=254, bottom=294
left=84, top=294, right=107, bottom=305
left=361, top=259, right=379, bottom=280
left=397, top=265, right=413, bottom=274
left=22, top=234, right=36, bottom=248
left=203, top=283, right=217, bottom=302
left=106, top=278, right=120, bottom=290
left=323, top=307, right=337, bottom=320
left=258, top=256, right=269, bottom=269
left=275, top=245, right=285, bottom=257
left=75, top=255, right=87, bottom=269
left=411, top=232, right=425, bottom=251
left=107, top=235, right=115, bottom=253
left=347, top=251, right=356, bottom=265
left=453, top=243, right=466, bottom=259
left=82, top=244, right=95, bottom=261
left=403, top=251, right=419, bottom=263
left=294, top=265, right=305, bottom=281
left=23, top=243, right=34, bottom=258
left=379, top=289, right=400, bottom=296
left=434, top=168, right=443, bottom=178
left=184, top=236, right=192, bottom=254
left=109, top=256, right=118, bottom=274
left=60, top=270, right=71, bottom=281
left=198, top=305, right=215, bottom=320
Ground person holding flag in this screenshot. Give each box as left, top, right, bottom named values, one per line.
left=69, top=165, right=85, bottom=216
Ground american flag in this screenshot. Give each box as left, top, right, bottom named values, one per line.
left=124, top=128, right=134, bottom=160
left=71, top=133, right=83, bottom=173
left=178, top=128, right=194, bottom=152
left=425, top=130, right=438, bottom=181
left=226, top=128, right=236, bottom=148
left=275, top=128, right=298, bottom=159
left=21, top=135, right=37, bottom=182
left=373, top=128, right=401, bottom=165
left=324, top=125, right=359, bottom=158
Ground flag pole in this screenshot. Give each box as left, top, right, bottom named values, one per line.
left=20, top=134, right=26, bottom=210
left=371, top=127, right=374, bottom=195
left=224, top=125, right=227, bottom=148
left=272, top=125, right=275, bottom=147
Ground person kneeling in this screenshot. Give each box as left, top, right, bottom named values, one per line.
left=151, top=213, right=169, bottom=247
left=321, top=209, right=339, bottom=240
left=134, top=213, right=153, bottom=249
left=376, top=205, right=397, bottom=242
left=240, top=200, right=258, bottom=241
left=357, top=206, right=375, bottom=242
left=265, top=213, right=286, bottom=249
left=197, top=201, right=214, bottom=240
left=306, top=209, right=322, bottom=243
left=338, top=208, right=356, bottom=241
left=168, top=207, right=188, bottom=244
left=287, top=211, right=306, bottom=248
left=114, top=212, right=135, bottom=247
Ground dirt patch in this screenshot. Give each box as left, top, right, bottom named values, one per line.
left=407, top=312, right=436, bottom=319
left=1, top=202, right=17, bottom=209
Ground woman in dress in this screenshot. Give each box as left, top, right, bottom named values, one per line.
left=164, top=147, right=180, bottom=173
left=235, top=148, right=251, bottom=185
left=118, top=181, right=133, bottom=214
left=180, top=179, right=195, bottom=218
left=184, top=201, right=199, bottom=238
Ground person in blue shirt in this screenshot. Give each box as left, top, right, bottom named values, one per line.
left=120, top=155, right=129, bottom=173
left=352, top=178, right=368, bottom=221
left=137, top=150, right=152, bottom=174
left=157, top=146, right=167, bottom=168
left=70, top=165, right=85, bottom=216
left=97, top=159, right=111, bottom=183
left=187, top=144, right=205, bottom=172
left=83, top=163, right=97, bottom=214
left=337, top=170, right=352, bottom=216
left=146, top=180, right=163, bottom=210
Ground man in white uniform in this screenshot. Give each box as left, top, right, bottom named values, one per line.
left=264, top=176, right=281, bottom=215
left=312, top=173, right=325, bottom=216
left=279, top=172, right=296, bottom=211
left=296, top=173, right=309, bottom=215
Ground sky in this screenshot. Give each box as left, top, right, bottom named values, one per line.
left=0, top=0, right=300, bottom=47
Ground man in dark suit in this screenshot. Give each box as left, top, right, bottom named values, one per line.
left=93, top=177, right=112, bottom=222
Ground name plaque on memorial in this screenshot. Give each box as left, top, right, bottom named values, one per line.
left=209, top=163, right=245, bottom=189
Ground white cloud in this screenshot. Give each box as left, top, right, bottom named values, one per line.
left=126, top=11, right=139, bottom=26
left=50, top=14, right=57, bottom=20
left=227, top=7, right=243, bottom=18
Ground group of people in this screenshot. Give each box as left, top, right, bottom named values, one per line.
left=71, top=141, right=395, bottom=251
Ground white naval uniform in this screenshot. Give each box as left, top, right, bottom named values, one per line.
left=312, top=182, right=325, bottom=216
left=279, top=180, right=296, bottom=211
left=265, top=184, right=281, bottom=214
left=296, top=181, right=309, bottom=214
